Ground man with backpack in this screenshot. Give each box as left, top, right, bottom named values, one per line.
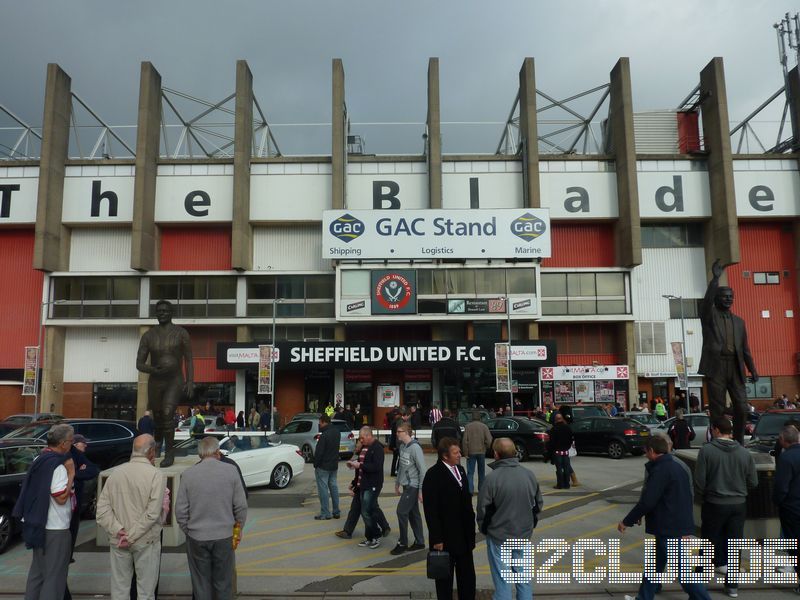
left=190, top=407, right=205, bottom=438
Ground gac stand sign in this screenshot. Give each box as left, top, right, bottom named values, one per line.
left=323, top=209, right=551, bottom=259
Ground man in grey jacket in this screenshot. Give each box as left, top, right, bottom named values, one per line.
left=695, top=416, right=757, bottom=598
left=176, top=436, right=248, bottom=600
left=391, top=422, right=426, bottom=555
left=462, top=411, right=493, bottom=494
left=477, top=437, right=542, bottom=600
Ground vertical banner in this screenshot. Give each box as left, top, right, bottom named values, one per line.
left=495, top=343, right=510, bottom=392
left=671, top=342, right=687, bottom=390
left=258, top=345, right=273, bottom=395
left=22, top=346, right=38, bottom=396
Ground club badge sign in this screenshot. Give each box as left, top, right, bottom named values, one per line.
left=371, top=270, right=416, bottom=314
left=323, top=209, right=551, bottom=259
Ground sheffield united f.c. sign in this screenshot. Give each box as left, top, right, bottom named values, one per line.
left=371, top=270, right=416, bottom=314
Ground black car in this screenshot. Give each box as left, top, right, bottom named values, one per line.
left=484, top=416, right=550, bottom=462
left=552, top=404, right=610, bottom=422
left=571, top=417, right=649, bottom=459
left=0, top=423, right=19, bottom=438
left=746, top=410, right=800, bottom=454
left=0, top=439, right=46, bottom=553
left=4, top=419, right=136, bottom=470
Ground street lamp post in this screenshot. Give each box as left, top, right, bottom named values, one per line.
left=506, top=296, right=514, bottom=417
left=663, top=294, right=689, bottom=395
left=269, top=298, right=283, bottom=431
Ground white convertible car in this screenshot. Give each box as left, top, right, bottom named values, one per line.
left=174, top=432, right=305, bottom=489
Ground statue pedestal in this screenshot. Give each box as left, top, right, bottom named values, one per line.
left=95, top=456, right=199, bottom=548
left=675, top=449, right=780, bottom=539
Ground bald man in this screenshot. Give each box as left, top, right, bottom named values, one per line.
left=476, top=437, right=543, bottom=600
left=96, top=435, right=167, bottom=600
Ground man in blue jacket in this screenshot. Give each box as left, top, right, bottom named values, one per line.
left=618, top=435, right=711, bottom=600
left=774, top=424, right=800, bottom=588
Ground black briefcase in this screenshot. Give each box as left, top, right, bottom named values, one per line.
left=426, top=550, right=451, bottom=580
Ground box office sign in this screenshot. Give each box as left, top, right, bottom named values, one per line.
left=371, top=270, right=416, bottom=315
left=540, top=365, right=629, bottom=381
left=218, top=341, right=557, bottom=370
left=323, top=209, right=551, bottom=259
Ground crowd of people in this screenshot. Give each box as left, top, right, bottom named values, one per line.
left=12, top=402, right=800, bottom=600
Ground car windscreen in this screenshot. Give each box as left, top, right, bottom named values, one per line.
left=331, top=422, right=351, bottom=434
left=4, top=423, right=50, bottom=439
left=755, top=414, right=798, bottom=437
left=629, top=414, right=659, bottom=425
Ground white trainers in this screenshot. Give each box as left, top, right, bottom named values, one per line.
left=367, top=538, right=380, bottom=549
left=724, top=588, right=738, bottom=598
left=624, top=595, right=638, bottom=600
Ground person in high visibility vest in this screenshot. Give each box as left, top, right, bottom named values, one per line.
left=324, top=403, right=335, bottom=418
left=654, top=399, right=668, bottom=422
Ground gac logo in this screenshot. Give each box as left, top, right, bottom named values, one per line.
left=330, top=214, right=365, bottom=243
left=511, top=213, right=546, bottom=242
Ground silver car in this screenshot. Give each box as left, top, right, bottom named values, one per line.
left=658, top=413, right=710, bottom=448
left=269, top=418, right=355, bottom=463
left=624, top=411, right=663, bottom=433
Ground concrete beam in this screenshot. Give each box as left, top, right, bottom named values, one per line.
left=700, top=58, right=739, bottom=268
left=619, top=321, right=638, bottom=409
left=609, top=58, right=642, bottom=268
left=41, top=326, right=65, bottom=413
left=131, top=62, right=162, bottom=271
left=332, top=59, right=346, bottom=209
left=33, top=64, right=72, bottom=272
left=427, top=58, right=443, bottom=208
left=232, top=60, right=254, bottom=271
left=518, top=58, right=541, bottom=208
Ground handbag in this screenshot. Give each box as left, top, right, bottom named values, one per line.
left=568, top=443, right=577, bottom=458
left=427, top=550, right=451, bottom=580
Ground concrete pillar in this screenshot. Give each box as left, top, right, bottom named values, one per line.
left=700, top=58, right=739, bottom=271
left=41, top=326, right=66, bottom=413
left=232, top=60, right=254, bottom=271
left=619, top=321, right=638, bottom=409
left=787, top=65, right=800, bottom=152
left=427, top=58, right=443, bottom=209
left=131, top=62, right=162, bottom=271
left=332, top=59, right=346, bottom=210
left=33, top=64, right=72, bottom=272
left=136, top=325, right=151, bottom=418
left=525, top=322, right=540, bottom=340
left=236, top=325, right=250, bottom=343
left=334, top=324, right=346, bottom=342
left=518, top=58, right=541, bottom=208
left=609, top=58, right=642, bottom=268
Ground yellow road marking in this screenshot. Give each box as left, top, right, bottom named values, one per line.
left=237, top=539, right=355, bottom=569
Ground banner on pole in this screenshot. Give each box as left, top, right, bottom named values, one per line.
left=258, top=345, right=273, bottom=395
left=671, top=342, right=688, bottom=390
left=495, top=343, right=510, bottom=392
left=22, top=346, right=38, bottom=396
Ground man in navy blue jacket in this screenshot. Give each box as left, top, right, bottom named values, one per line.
left=774, top=424, right=800, bottom=587
left=346, top=426, right=384, bottom=548
left=618, top=435, right=711, bottom=600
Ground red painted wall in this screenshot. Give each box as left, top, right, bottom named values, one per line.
left=727, top=223, right=800, bottom=376
left=0, top=229, right=43, bottom=367
left=542, top=223, right=616, bottom=268
left=187, top=326, right=236, bottom=382
left=160, top=226, right=231, bottom=270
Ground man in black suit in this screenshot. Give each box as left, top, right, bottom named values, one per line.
left=422, top=437, right=476, bottom=600
left=698, top=259, right=759, bottom=444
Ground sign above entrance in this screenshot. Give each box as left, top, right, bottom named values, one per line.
left=322, top=209, right=551, bottom=260
left=540, top=365, right=629, bottom=381
left=217, top=340, right=557, bottom=370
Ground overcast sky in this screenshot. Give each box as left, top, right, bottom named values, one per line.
left=0, top=0, right=792, bottom=156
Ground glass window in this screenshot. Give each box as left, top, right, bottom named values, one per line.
left=475, top=270, right=505, bottom=294
left=83, top=279, right=108, bottom=301
left=418, top=299, right=447, bottom=314
left=208, top=277, right=236, bottom=299
left=541, top=300, right=567, bottom=315
left=151, top=278, right=179, bottom=301
left=306, top=276, right=335, bottom=299
left=568, top=300, right=596, bottom=315
left=767, top=272, right=780, bottom=284
left=447, top=270, right=475, bottom=294
left=341, top=271, right=370, bottom=296
left=277, top=275, right=304, bottom=299
left=305, top=303, right=335, bottom=318
left=473, top=322, right=501, bottom=340
left=541, top=274, right=566, bottom=297
left=596, top=273, right=624, bottom=296
left=567, top=273, right=595, bottom=296
left=669, top=298, right=700, bottom=319
left=417, top=270, right=447, bottom=295
left=506, top=269, right=535, bottom=294
left=112, top=278, right=139, bottom=300
left=597, top=300, right=626, bottom=314
left=642, top=224, right=703, bottom=248
left=249, top=277, right=275, bottom=299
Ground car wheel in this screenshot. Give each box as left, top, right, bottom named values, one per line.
left=514, top=441, right=528, bottom=462
left=270, top=463, right=293, bottom=489
left=301, top=445, right=314, bottom=463
left=0, top=508, right=13, bottom=554
left=608, top=441, right=625, bottom=460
